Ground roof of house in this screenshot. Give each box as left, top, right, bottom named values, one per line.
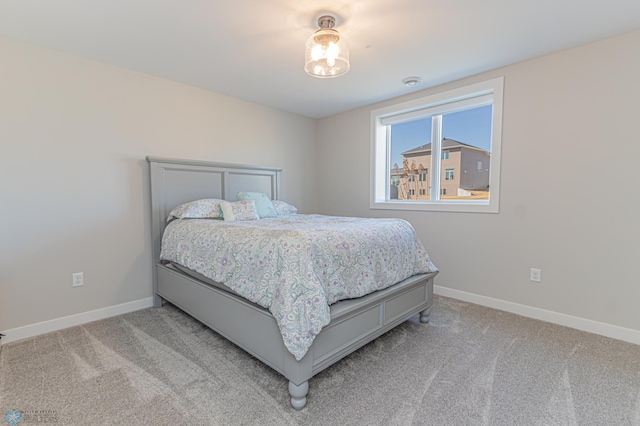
left=401, top=138, right=486, bottom=155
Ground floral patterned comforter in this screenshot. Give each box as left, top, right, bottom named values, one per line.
left=160, top=214, right=437, bottom=360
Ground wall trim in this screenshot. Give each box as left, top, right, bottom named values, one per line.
left=0, top=297, right=154, bottom=346
left=434, top=285, right=640, bottom=345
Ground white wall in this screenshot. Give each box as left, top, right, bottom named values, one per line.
left=317, top=30, right=640, bottom=335
left=0, top=36, right=317, bottom=332
left=3, top=29, right=639, bottom=343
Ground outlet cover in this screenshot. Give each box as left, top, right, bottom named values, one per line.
left=72, top=272, right=84, bottom=287
left=530, top=268, right=541, bottom=282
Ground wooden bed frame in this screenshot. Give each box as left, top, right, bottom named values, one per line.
left=147, top=156, right=438, bottom=410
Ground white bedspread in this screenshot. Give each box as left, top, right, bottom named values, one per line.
left=160, top=214, right=437, bottom=360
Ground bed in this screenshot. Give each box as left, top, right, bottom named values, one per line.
left=147, top=156, right=439, bottom=410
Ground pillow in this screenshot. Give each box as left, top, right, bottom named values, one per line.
left=272, top=200, right=298, bottom=216
left=220, top=200, right=260, bottom=221
left=236, top=192, right=277, bottom=218
left=167, top=199, right=224, bottom=222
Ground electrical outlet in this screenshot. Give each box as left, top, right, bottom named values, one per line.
left=72, top=272, right=84, bottom=287
left=530, top=268, right=541, bottom=282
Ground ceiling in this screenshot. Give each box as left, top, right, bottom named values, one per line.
left=1, top=1, right=639, bottom=119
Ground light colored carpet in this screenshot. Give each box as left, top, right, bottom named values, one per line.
left=1, top=295, right=639, bottom=425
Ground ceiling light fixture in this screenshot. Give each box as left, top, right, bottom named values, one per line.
left=402, top=76, right=422, bottom=87
left=304, top=15, right=350, bottom=78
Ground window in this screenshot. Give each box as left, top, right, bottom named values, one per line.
left=370, top=77, right=503, bottom=213
left=445, top=168, right=454, bottom=180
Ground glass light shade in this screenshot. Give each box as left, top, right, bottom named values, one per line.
left=304, top=28, right=350, bottom=78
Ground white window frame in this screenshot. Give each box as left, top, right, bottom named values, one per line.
left=370, top=77, right=504, bottom=213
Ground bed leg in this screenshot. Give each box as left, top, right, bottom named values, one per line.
left=153, top=294, right=164, bottom=308
left=289, top=380, right=309, bottom=410
left=419, top=306, right=432, bottom=323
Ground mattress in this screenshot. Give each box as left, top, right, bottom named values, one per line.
left=160, top=214, right=437, bottom=360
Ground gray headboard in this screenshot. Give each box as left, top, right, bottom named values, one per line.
left=146, top=156, right=282, bottom=266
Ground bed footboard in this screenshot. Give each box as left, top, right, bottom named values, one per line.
left=155, top=262, right=436, bottom=409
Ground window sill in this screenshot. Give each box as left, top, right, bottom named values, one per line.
left=370, top=200, right=498, bottom=213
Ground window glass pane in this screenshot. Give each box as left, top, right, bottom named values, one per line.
left=440, top=105, right=492, bottom=200
left=389, top=118, right=431, bottom=200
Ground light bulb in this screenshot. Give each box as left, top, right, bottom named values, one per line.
left=327, top=42, right=339, bottom=57
left=311, top=45, right=324, bottom=61
left=326, top=42, right=339, bottom=66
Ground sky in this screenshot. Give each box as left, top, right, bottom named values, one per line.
left=390, top=105, right=493, bottom=167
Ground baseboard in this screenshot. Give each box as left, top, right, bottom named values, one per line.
left=0, top=297, right=154, bottom=346
left=4, top=290, right=638, bottom=348
left=434, top=285, right=640, bottom=346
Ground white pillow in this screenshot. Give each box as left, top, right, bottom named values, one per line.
left=167, top=199, right=224, bottom=222
left=272, top=200, right=298, bottom=216
left=220, top=200, right=260, bottom=221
